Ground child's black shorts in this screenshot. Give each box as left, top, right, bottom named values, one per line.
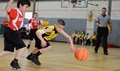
left=29, top=29, right=37, bottom=40
left=4, top=27, right=26, bottom=52
left=34, top=34, right=50, bottom=49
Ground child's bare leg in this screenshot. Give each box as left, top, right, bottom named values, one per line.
left=0, top=51, right=12, bottom=57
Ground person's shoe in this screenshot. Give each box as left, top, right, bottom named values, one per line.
left=30, top=54, right=41, bottom=65
left=95, top=51, right=98, bottom=53
left=10, top=60, right=21, bottom=70
left=104, top=52, right=108, bottom=55
left=26, top=54, right=32, bottom=60
left=94, top=49, right=98, bottom=53
left=27, top=44, right=30, bottom=49
left=27, top=54, right=39, bottom=61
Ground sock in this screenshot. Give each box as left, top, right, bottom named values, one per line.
left=27, top=44, right=30, bottom=48
left=34, top=51, right=42, bottom=57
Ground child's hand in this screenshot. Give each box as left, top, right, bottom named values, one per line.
left=70, top=47, right=76, bottom=53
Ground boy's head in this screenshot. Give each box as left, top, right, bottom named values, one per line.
left=74, top=30, right=77, bottom=34
left=55, top=19, right=65, bottom=32
left=33, top=12, right=38, bottom=18
left=77, top=31, right=80, bottom=34
left=82, top=31, right=85, bottom=34
left=44, top=18, right=48, bottom=21
left=17, top=0, right=31, bottom=13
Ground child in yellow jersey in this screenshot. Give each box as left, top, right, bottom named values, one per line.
left=75, top=31, right=81, bottom=44
left=71, top=30, right=77, bottom=44
left=41, top=18, right=49, bottom=28
left=84, top=33, right=91, bottom=45
left=91, top=31, right=97, bottom=46
left=26, top=19, right=76, bottom=65
left=79, top=31, right=85, bottom=45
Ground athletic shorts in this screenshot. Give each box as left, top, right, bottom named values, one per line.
left=4, top=27, right=26, bottom=52
left=34, top=34, right=50, bottom=49
left=29, top=29, right=37, bottom=40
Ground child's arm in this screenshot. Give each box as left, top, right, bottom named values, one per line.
left=60, top=30, right=76, bottom=52
left=5, top=0, right=14, bottom=12
left=36, top=28, right=52, bottom=47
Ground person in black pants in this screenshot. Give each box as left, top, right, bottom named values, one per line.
left=95, top=7, right=112, bottom=55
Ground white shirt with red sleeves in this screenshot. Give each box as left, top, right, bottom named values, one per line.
left=28, top=18, right=41, bottom=30
left=7, top=8, right=23, bottom=31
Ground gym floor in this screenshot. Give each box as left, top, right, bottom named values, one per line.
left=0, top=37, right=120, bottom=71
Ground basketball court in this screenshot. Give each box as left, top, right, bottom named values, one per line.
left=0, top=37, right=120, bottom=71
left=0, top=0, right=120, bottom=71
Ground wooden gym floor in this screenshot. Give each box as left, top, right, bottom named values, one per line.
left=0, top=37, right=120, bottom=71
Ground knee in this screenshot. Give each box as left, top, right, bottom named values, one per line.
left=47, top=46, right=52, bottom=50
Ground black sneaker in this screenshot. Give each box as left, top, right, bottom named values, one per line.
left=30, top=55, right=41, bottom=65
left=26, top=54, right=32, bottom=60
left=10, top=60, right=21, bottom=70
left=104, top=52, right=108, bottom=55
left=27, top=44, right=30, bottom=49
left=95, top=50, right=98, bottom=53
left=94, top=49, right=98, bottom=53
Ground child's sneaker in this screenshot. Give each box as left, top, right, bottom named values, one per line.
left=30, top=54, right=41, bottom=65
left=26, top=54, right=32, bottom=60
left=10, top=60, right=21, bottom=70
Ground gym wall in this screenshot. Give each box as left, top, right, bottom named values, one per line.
left=0, top=1, right=120, bottom=47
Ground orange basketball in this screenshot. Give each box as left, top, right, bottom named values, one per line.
left=74, top=48, right=88, bottom=61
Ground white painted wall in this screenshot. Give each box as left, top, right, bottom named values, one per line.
left=0, top=1, right=120, bottom=19
left=0, top=1, right=120, bottom=36
left=35, top=1, right=120, bottom=36
left=34, top=1, right=120, bottom=20
left=0, top=2, right=7, bottom=17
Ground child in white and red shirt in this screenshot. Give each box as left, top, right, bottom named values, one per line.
left=0, top=0, right=31, bottom=70
left=27, top=13, right=41, bottom=49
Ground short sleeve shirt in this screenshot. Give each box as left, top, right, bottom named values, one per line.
left=7, top=8, right=23, bottom=31
left=28, top=18, right=41, bottom=29
left=96, top=14, right=111, bottom=27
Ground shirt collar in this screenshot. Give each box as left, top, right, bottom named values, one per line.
left=15, top=8, right=22, bottom=16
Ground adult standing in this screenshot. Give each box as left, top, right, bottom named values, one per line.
left=95, top=7, right=112, bottom=55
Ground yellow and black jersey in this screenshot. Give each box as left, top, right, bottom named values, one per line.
left=84, top=35, right=88, bottom=39
left=76, top=34, right=81, bottom=38
left=80, top=34, right=85, bottom=39
left=92, top=35, right=96, bottom=40
left=72, top=33, right=76, bottom=37
left=36, top=25, right=60, bottom=40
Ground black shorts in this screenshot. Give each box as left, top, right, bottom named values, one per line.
left=34, top=34, right=50, bottom=49
left=4, top=27, right=26, bottom=52
left=29, top=29, right=37, bottom=40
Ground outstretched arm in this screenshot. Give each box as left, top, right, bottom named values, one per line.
left=60, top=30, right=76, bottom=52
left=5, top=0, right=14, bottom=12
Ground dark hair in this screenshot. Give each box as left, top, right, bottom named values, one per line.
left=33, top=12, right=38, bottom=15
left=57, top=19, right=65, bottom=26
left=17, top=0, right=31, bottom=8
left=82, top=31, right=85, bottom=34
left=74, top=30, right=77, bottom=34
left=102, top=7, right=107, bottom=10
